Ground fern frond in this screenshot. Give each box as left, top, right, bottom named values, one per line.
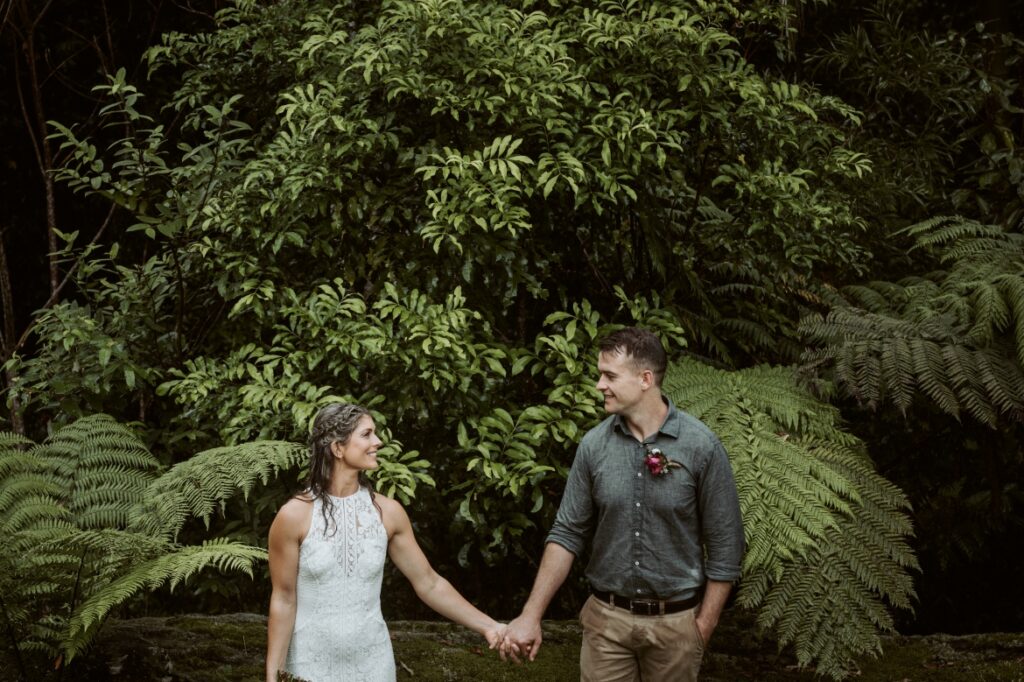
left=664, top=358, right=916, bottom=679
left=0, top=431, right=34, bottom=451
left=0, top=474, right=64, bottom=514
left=753, top=514, right=917, bottom=678
left=802, top=252, right=1024, bottom=427
left=29, top=415, right=159, bottom=529
left=715, top=317, right=776, bottom=351
left=64, top=539, right=267, bottom=660
left=842, top=281, right=911, bottom=313
left=133, top=440, right=307, bottom=539
left=1001, top=275, right=1024, bottom=367
left=898, top=215, right=1005, bottom=251
left=1, top=495, right=70, bottom=532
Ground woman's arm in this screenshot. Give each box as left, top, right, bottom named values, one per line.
left=381, top=497, right=504, bottom=647
left=266, top=498, right=310, bottom=682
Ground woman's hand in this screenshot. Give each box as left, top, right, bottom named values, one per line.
left=484, top=621, right=507, bottom=650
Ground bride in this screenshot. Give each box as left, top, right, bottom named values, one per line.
left=266, top=403, right=505, bottom=681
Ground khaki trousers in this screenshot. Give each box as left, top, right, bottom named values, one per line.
left=579, top=594, right=705, bottom=682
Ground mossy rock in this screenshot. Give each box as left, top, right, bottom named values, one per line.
left=7, top=612, right=1023, bottom=681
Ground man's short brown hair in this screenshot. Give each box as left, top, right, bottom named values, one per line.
left=598, top=327, right=667, bottom=386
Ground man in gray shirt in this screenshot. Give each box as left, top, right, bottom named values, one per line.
left=502, top=327, right=744, bottom=681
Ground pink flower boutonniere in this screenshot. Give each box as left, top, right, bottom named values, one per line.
left=644, top=447, right=681, bottom=477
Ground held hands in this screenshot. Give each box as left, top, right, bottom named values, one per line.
left=499, top=614, right=541, bottom=664
left=483, top=621, right=508, bottom=651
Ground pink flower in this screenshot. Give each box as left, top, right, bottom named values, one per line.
left=644, top=448, right=681, bottom=477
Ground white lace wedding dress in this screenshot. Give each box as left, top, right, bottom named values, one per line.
left=284, top=487, right=396, bottom=682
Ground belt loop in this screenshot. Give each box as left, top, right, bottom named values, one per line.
left=659, top=601, right=665, bottom=616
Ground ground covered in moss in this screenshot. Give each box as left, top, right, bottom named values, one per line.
left=8, top=612, right=1023, bottom=681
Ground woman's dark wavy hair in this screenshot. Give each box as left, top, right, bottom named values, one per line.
left=306, top=403, right=380, bottom=536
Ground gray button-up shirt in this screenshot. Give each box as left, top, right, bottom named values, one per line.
left=546, top=397, right=744, bottom=601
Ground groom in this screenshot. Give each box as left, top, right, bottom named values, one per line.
left=501, top=327, right=744, bottom=681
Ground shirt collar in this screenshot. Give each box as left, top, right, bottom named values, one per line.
left=611, top=395, right=682, bottom=439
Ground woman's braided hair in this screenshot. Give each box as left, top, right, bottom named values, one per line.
left=306, top=403, right=380, bottom=535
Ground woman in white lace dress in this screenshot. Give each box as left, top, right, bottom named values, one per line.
left=266, top=403, right=506, bottom=682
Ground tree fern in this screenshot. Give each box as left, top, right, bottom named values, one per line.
left=0, top=415, right=307, bottom=677
left=664, top=358, right=917, bottom=679
left=133, top=440, right=307, bottom=539
left=802, top=216, right=1024, bottom=426
left=64, top=539, right=267, bottom=659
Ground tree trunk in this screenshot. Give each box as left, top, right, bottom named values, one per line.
left=0, top=229, right=25, bottom=436
left=12, top=0, right=60, bottom=296
left=24, top=29, right=60, bottom=296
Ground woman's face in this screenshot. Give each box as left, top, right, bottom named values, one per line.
left=331, top=415, right=383, bottom=471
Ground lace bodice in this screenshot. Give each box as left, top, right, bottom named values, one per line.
left=284, top=487, right=395, bottom=681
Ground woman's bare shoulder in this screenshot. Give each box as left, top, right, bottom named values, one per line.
left=373, top=492, right=405, bottom=516
left=273, top=494, right=314, bottom=528
left=372, top=493, right=411, bottom=536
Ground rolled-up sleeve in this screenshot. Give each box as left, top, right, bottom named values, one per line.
left=700, top=440, right=745, bottom=581
left=545, top=443, right=594, bottom=557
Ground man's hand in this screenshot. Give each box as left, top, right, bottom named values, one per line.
left=694, top=579, right=731, bottom=648
left=694, top=614, right=716, bottom=647
left=500, top=614, right=542, bottom=663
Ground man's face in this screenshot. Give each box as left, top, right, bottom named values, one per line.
left=596, top=350, right=647, bottom=414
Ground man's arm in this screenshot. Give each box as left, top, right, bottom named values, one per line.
left=694, top=579, right=732, bottom=644
left=695, top=438, right=745, bottom=646
left=502, top=439, right=594, bottom=663
left=501, top=542, right=575, bottom=663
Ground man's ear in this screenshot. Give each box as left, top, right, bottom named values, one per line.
left=640, top=369, right=654, bottom=390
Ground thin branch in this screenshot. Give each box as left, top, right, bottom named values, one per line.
left=170, top=0, right=218, bottom=21
left=12, top=44, right=45, bottom=178
left=0, top=228, right=17, bottom=349
left=27, top=0, right=55, bottom=32
left=0, top=0, right=15, bottom=33
left=2, top=204, right=117, bottom=365
left=101, top=0, right=114, bottom=69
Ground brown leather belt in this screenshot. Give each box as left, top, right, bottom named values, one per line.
left=591, top=589, right=699, bottom=616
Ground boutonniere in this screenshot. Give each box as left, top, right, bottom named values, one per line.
left=644, top=447, right=681, bottom=477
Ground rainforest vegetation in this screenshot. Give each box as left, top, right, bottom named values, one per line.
left=2, top=0, right=1022, bottom=679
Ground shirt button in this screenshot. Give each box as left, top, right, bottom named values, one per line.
left=635, top=531, right=640, bottom=537
left=637, top=472, right=642, bottom=477
left=635, top=502, right=641, bottom=507
left=636, top=589, right=642, bottom=594
left=634, top=561, right=640, bottom=566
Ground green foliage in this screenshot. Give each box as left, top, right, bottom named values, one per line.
left=664, top=359, right=917, bottom=679
left=802, top=217, right=1024, bottom=427
left=10, top=0, right=1024, bottom=670
left=803, top=6, right=1024, bottom=265
left=12, top=0, right=891, bottom=576
left=30, top=0, right=877, bottom=386
left=0, top=415, right=303, bottom=677
left=3, top=252, right=178, bottom=421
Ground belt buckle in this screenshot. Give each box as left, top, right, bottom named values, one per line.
left=629, top=598, right=660, bottom=616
